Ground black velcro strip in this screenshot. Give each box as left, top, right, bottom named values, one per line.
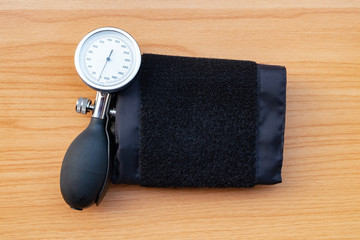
left=139, top=54, right=258, bottom=188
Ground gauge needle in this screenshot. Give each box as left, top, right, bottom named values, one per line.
left=98, top=49, right=113, bottom=81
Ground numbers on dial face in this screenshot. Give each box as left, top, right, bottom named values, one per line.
left=76, top=28, right=141, bottom=91
left=83, top=35, right=133, bottom=87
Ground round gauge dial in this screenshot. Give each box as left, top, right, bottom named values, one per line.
left=74, top=27, right=141, bottom=92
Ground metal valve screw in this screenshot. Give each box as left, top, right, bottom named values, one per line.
left=75, top=97, right=116, bottom=116
left=76, top=97, right=94, bottom=115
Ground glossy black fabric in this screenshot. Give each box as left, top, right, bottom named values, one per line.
left=256, top=64, right=286, bottom=184
left=111, top=78, right=140, bottom=184
left=112, top=54, right=286, bottom=186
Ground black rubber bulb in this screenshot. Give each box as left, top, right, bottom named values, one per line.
left=60, top=118, right=108, bottom=210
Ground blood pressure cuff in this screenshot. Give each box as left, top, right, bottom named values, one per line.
left=111, top=54, right=286, bottom=188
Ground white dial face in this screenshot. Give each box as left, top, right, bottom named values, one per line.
left=75, top=27, right=141, bottom=91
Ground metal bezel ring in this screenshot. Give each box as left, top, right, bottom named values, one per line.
left=74, top=27, right=141, bottom=92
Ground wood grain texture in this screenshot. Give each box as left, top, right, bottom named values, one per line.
left=0, top=1, right=359, bottom=239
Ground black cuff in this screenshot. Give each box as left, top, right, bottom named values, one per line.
left=111, top=54, right=286, bottom=187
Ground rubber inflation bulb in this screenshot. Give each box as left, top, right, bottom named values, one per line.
left=60, top=118, right=108, bottom=210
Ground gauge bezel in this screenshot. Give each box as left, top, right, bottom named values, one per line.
left=74, top=27, right=141, bottom=92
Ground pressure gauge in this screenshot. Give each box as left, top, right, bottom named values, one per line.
left=74, top=27, right=141, bottom=92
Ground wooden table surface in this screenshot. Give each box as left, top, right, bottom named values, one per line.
left=1, top=1, right=359, bottom=239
